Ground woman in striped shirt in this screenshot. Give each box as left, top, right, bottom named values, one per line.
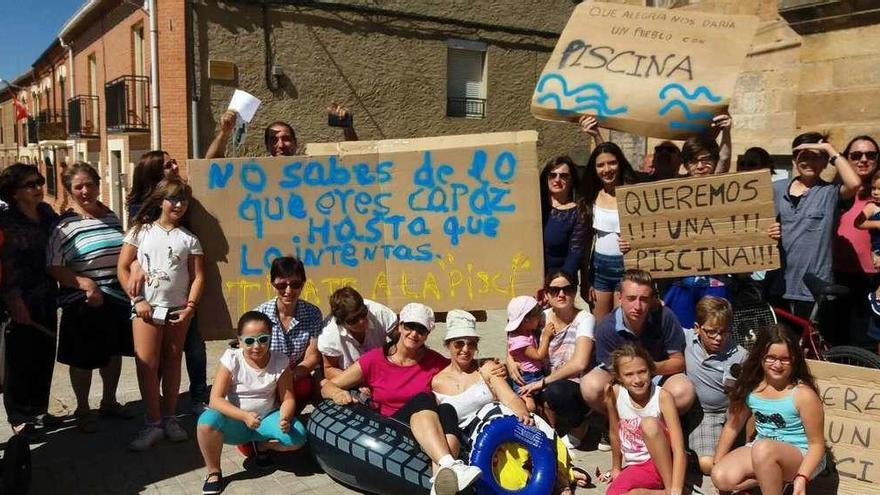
left=47, top=162, right=134, bottom=433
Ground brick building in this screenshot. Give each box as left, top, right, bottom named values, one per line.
left=3, top=0, right=880, bottom=217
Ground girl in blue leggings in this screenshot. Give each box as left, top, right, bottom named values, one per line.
left=197, top=311, right=307, bottom=494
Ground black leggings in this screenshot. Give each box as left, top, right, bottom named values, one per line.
left=391, top=392, right=460, bottom=436
left=543, top=379, right=588, bottom=429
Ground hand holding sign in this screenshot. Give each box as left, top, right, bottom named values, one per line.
left=531, top=2, right=758, bottom=139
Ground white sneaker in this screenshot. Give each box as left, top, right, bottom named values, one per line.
left=128, top=425, right=164, bottom=451
left=562, top=433, right=581, bottom=449
left=448, top=461, right=482, bottom=491
left=164, top=417, right=189, bottom=442
left=597, top=430, right=612, bottom=452
left=431, top=466, right=458, bottom=495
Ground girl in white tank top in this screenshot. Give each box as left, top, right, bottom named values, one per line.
left=604, top=344, right=686, bottom=495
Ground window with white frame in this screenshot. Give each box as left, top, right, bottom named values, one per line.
left=446, top=39, right=487, bottom=118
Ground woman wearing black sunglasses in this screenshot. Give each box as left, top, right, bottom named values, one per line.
left=0, top=163, right=60, bottom=440
left=516, top=272, right=595, bottom=448
left=830, top=135, right=880, bottom=346
left=253, top=256, right=323, bottom=413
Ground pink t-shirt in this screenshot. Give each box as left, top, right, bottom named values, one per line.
left=508, top=334, right=543, bottom=373
left=835, top=195, right=876, bottom=274
left=359, top=347, right=449, bottom=417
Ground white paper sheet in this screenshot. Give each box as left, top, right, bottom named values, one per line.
left=228, top=89, right=261, bottom=123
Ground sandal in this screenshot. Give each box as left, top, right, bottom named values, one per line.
left=202, top=471, right=223, bottom=495
left=75, top=410, right=99, bottom=434
left=571, top=467, right=591, bottom=488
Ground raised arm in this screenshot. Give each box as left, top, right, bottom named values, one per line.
left=712, top=114, right=732, bottom=174
left=204, top=110, right=237, bottom=160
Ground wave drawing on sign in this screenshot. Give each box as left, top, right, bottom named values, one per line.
left=657, top=83, right=721, bottom=132
left=535, top=73, right=628, bottom=118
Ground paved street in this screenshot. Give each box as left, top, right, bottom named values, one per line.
left=0, top=309, right=641, bottom=495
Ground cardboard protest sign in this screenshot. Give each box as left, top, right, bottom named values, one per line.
left=617, top=170, right=779, bottom=278
left=531, top=2, right=759, bottom=139
left=187, top=132, right=543, bottom=340
left=808, top=360, right=880, bottom=492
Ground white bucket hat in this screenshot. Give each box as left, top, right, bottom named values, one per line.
left=444, top=309, right=479, bottom=341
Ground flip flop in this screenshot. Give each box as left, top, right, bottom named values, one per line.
left=571, top=467, right=592, bottom=488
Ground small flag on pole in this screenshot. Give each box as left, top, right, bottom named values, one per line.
left=12, top=98, right=27, bottom=121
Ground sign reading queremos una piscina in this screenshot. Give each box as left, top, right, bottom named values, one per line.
left=531, top=2, right=759, bottom=139
left=187, top=132, right=543, bottom=339
left=617, top=170, right=780, bottom=278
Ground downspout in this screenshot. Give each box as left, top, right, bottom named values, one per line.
left=58, top=38, right=74, bottom=99
left=148, top=0, right=161, bottom=149
left=189, top=0, right=199, bottom=158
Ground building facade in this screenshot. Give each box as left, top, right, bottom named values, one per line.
left=3, top=0, right=880, bottom=216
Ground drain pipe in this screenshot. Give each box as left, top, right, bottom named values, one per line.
left=148, top=0, right=161, bottom=149
left=189, top=0, right=200, bottom=158
left=58, top=37, right=74, bottom=99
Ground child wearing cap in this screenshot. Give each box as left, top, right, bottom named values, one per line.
left=506, top=295, right=552, bottom=412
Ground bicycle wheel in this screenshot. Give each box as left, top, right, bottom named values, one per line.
left=822, top=346, right=880, bottom=369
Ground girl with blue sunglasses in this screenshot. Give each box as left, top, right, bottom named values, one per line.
left=196, top=311, right=307, bottom=494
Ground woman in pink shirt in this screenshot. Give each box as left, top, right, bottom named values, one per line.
left=832, top=135, right=879, bottom=345
left=321, top=303, right=483, bottom=495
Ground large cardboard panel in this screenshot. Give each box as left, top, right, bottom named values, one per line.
left=187, top=131, right=544, bottom=340
left=531, top=2, right=759, bottom=139
left=616, top=170, right=780, bottom=278
left=809, top=360, right=880, bottom=490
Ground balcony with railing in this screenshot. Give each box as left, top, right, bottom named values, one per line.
left=105, top=75, right=149, bottom=133
left=447, top=97, right=486, bottom=118
left=36, top=110, right=67, bottom=142
left=68, top=95, right=100, bottom=138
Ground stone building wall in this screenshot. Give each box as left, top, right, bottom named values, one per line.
left=193, top=0, right=591, bottom=165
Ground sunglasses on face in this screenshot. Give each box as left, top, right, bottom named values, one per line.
left=450, top=339, right=478, bottom=350
left=273, top=279, right=305, bottom=291
left=240, top=334, right=271, bottom=347
left=547, top=285, right=577, bottom=297
left=19, top=177, right=46, bottom=190
left=548, top=172, right=571, bottom=181
left=163, top=159, right=178, bottom=170
left=402, top=323, right=430, bottom=336
left=344, top=308, right=369, bottom=326
left=849, top=151, right=878, bottom=161
left=164, top=195, right=189, bottom=204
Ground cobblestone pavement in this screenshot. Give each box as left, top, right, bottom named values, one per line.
left=0, top=309, right=709, bottom=494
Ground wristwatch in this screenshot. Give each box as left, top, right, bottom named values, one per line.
left=829, top=153, right=842, bottom=165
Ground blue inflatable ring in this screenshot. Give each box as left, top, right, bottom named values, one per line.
left=469, top=415, right=556, bottom=495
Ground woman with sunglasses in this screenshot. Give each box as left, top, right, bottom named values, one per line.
left=318, top=286, right=397, bottom=381
left=433, top=309, right=590, bottom=495
left=322, top=303, right=484, bottom=495
left=517, top=272, right=595, bottom=448
left=47, top=163, right=134, bottom=433
left=540, top=155, right=589, bottom=296
left=197, top=311, right=307, bottom=494
left=830, top=135, right=880, bottom=345
left=118, top=177, right=205, bottom=451
left=125, top=150, right=209, bottom=414
left=253, top=256, right=323, bottom=412
left=0, top=163, right=60, bottom=440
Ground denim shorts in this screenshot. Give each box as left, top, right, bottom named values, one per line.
left=510, top=369, right=545, bottom=394
left=590, top=252, right=625, bottom=292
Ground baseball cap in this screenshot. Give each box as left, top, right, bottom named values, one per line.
left=444, top=309, right=479, bottom=341
left=504, top=296, right=540, bottom=333
left=399, top=303, right=435, bottom=332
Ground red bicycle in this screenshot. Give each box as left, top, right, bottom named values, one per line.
left=731, top=273, right=880, bottom=368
